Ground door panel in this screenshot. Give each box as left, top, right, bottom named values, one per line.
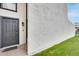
left=1, top=18, right=19, bottom=48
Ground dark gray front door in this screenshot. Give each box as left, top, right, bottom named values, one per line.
left=1, top=18, right=19, bottom=48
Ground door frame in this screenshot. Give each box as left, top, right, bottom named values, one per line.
left=26, top=3, right=28, bottom=54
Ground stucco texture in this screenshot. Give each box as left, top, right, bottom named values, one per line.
left=28, top=3, right=75, bottom=55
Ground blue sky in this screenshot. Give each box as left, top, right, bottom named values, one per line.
left=67, top=3, right=79, bottom=24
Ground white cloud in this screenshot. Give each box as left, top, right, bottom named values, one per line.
left=68, top=11, right=78, bottom=17
left=69, top=12, right=76, bottom=17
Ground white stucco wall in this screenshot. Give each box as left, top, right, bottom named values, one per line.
left=28, top=3, right=75, bottom=55
left=0, top=3, right=26, bottom=45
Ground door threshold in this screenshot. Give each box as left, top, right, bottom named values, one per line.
left=0, top=44, right=19, bottom=51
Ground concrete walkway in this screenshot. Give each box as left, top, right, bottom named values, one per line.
left=0, top=44, right=27, bottom=56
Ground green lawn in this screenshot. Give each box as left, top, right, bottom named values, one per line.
left=34, top=36, right=79, bottom=56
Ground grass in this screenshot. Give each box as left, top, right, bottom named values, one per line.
left=34, top=36, right=79, bottom=56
